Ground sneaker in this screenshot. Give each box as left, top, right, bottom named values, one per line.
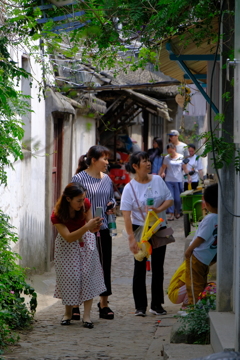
left=135, top=309, right=146, bottom=317
left=149, top=306, right=167, bottom=315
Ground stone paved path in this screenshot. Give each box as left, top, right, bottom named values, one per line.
left=2, top=217, right=186, bottom=360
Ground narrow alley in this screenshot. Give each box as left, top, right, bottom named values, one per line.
left=2, top=217, right=212, bottom=360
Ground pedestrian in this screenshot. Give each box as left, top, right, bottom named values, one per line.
left=147, top=136, right=158, bottom=160
left=167, top=129, right=189, bottom=157
left=148, top=137, right=164, bottom=175
left=71, top=145, right=115, bottom=320
left=131, top=138, right=141, bottom=152
left=159, top=144, right=184, bottom=220
left=168, top=183, right=218, bottom=306
left=183, top=144, right=204, bottom=191
left=51, top=182, right=106, bottom=328
left=120, top=151, right=173, bottom=316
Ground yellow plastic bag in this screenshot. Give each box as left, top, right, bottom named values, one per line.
left=168, top=261, right=186, bottom=304
left=134, top=210, right=163, bottom=261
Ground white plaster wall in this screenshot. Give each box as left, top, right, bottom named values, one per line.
left=0, top=47, right=46, bottom=273
left=71, top=112, right=96, bottom=176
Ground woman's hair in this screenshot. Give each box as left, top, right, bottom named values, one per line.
left=125, top=151, right=149, bottom=174
left=152, top=137, right=163, bottom=156
left=75, top=145, right=110, bottom=174
left=167, top=143, right=176, bottom=150
left=188, top=143, right=196, bottom=150
left=54, top=182, right=86, bottom=223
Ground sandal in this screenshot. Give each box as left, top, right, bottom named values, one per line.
left=71, top=306, right=80, bottom=320
left=61, top=318, right=71, bottom=325
left=98, top=302, right=114, bottom=320
left=175, top=214, right=181, bottom=219
left=82, top=320, right=94, bottom=329
left=168, top=216, right=174, bottom=221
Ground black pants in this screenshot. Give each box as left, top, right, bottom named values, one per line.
left=132, top=225, right=166, bottom=311
left=184, top=181, right=199, bottom=191
left=97, top=228, right=112, bottom=296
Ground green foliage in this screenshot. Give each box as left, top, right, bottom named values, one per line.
left=178, top=122, right=199, bottom=144
left=85, top=122, right=93, bottom=131
left=2, top=0, right=220, bottom=71
left=0, top=37, right=32, bottom=186
left=197, top=130, right=240, bottom=172
left=176, top=283, right=216, bottom=344
left=0, top=0, right=234, bottom=179
left=177, top=304, right=210, bottom=344
left=0, top=211, right=37, bottom=351
left=222, top=91, right=232, bottom=102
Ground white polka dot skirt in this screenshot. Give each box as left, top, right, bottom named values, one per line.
left=54, top=231, right=106, bottom=305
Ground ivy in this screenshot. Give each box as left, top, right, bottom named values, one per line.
left=0, top=211, right=37, bottom=351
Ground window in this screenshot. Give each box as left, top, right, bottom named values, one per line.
left=150, top=114, right=164, bottom=139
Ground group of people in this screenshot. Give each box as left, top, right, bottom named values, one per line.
left=51, top=145, right=115, bottom=328
left=148, top=130, right=204, bottom=221
left=51, top=133, right=217, bottom=328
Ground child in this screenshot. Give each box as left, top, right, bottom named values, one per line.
left=51, top=182, right=106, bottom=328
left=168, top=183, right=218, bottom=306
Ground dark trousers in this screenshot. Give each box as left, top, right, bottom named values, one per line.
left=97, top=228, right=112, bottom=296
left=184, top=181, right=199, bottom=191
left=132, top=225, right=166, bottom=310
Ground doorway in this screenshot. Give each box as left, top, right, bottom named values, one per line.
left=51, top=116, right=63, bottom=261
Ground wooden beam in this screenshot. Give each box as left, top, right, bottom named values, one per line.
left=99, top=101, right=135, bottom=134
left=125, top=108, right=142, bottom=124
left=64, top=80, right=180, bottom=92
left=119, top=105, right=140, bottom=125
left=99, top=97, right=128, bottom=127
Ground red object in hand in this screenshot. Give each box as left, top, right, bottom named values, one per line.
left=146, top=260, right=151, bottom=271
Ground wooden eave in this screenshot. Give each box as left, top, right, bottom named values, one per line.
left=158, top=17, right=219, bottom=83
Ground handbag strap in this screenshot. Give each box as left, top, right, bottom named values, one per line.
left=129, top=181, right=145, bottom=222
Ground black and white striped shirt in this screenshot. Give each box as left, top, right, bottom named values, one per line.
left=71, top=171, right=115, bottom=229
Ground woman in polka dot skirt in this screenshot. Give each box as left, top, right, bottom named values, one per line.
left=51, top=182, right=106, bottom=328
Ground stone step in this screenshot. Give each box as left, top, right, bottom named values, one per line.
left=209, top=312, right=235, bottom=352
left=163, top=343, right=213, bottom=360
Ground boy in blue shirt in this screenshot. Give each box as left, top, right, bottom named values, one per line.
left=168, top=183, right=218, bottom=306
left=185, top=183, right=218, bottom=304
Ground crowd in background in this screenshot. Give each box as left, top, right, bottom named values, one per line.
left=147, top=129, right=203, bottom=221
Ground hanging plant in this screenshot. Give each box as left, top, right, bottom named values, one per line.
left=175, top=84, right=192, bottom=111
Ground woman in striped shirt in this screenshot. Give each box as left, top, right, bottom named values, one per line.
left=72, top=145, right=116, bottom=320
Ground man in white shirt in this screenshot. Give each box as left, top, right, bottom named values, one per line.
left=167, top=130, right=189, bottom=157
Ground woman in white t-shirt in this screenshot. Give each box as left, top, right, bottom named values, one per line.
left=159, top=144, right=184, bottom=220
left=120, top=151, right=173, bottom=317
left=183, top=144, right=204, bottom=191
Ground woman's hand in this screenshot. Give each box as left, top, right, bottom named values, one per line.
left=160, top=172, right=165, bottom=179
left=145, top=205, right=159, bottom=213
left=106, top=201, right=115, bottom=215
left=187, top=174, right=192, bottom=183
left=128, top=234, right=139, bottom=254
left=87, top=217, right=102, bottom=233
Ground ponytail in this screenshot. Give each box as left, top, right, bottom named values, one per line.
left=75, top=154, right=88, bottom=174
